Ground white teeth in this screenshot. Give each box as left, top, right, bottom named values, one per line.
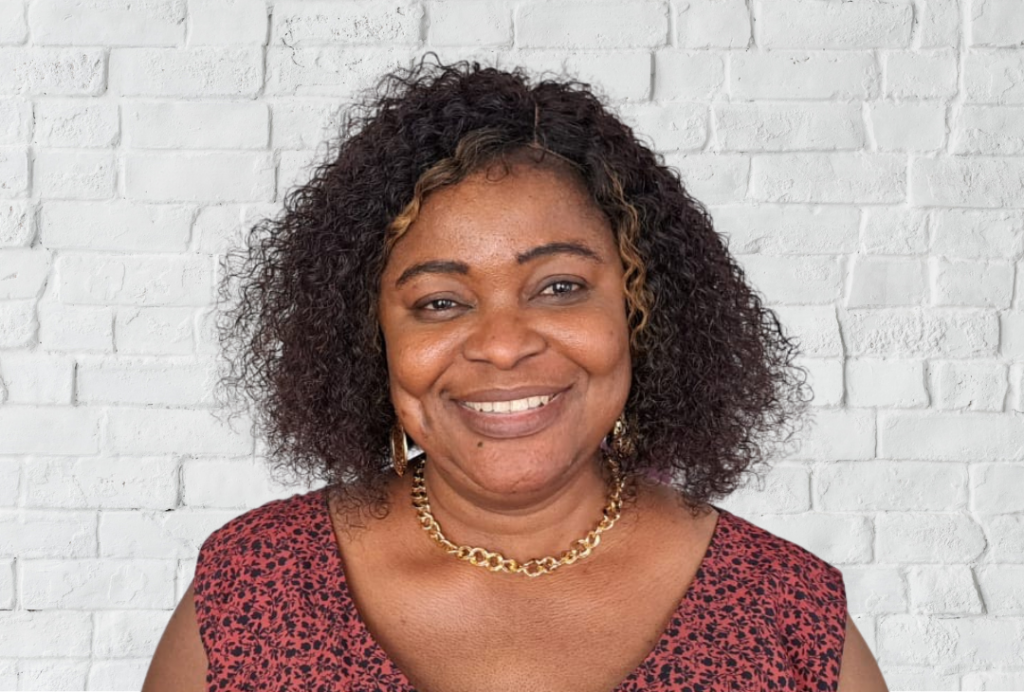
left=464, top=395, right=551, bottom=414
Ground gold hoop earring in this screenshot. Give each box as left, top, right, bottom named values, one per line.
left=610, top=413, right=636, bottom=460
left=390, top=422, right=409, bottom=477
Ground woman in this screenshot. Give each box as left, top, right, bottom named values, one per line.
left=144, top=57, right=887, bottom=691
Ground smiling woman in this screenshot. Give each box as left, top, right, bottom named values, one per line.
left=142, top=56, right=888, bottom=692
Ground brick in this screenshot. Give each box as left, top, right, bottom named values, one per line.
left=663, top=152, right=748, bottom=204
left=125, top=152, right=274, bottom=202
left=931, top=209, right=1024, bottom=259
left=971, top=0, right=1024, bottom=46
left=847, top=257, right=926, bottom=307
left=711, top=205, right=858, bottom=255
left=819, top=461, right=966, bottom=511
left=428, top=0, right=511, bottom=46
left=33, top=99, right=118, bottom=147
left=0, top=1, right=27, bottom=44
left=277, top=148, right=321, bottom=200
left=188, top=0, right=267, bottom=45
left=760, top=0, right=912, bottom=48
left=922, top=310, right=1000, bottom=357
left=193, top=204, right=243, bottom=254
left=265, top=47, right=416, bottom=97
left=0, top=406, right=100, bottom=454
left=869, top=101, right=946, bottom=151
left=0, top=146, right=28, bottom=197
left=37, top=301, right=113, bottom=351
left=109, top=48, right=262, bottom=97
left=953, top=106, right=1024, bottom=155
left=58, top=253, right=212, bottom=306
left=717, top=465, right=810, bottom=515
left=507, top=50, right=653, bottom=102
left=881, top=411, right=1021, bottom=460
left=273, top=0, right=422, bottom=46
left=931, top=258, right=1014, bottom=308
left=17, top=659, right=89, bottom=689
left=842, top=307, right=995, bottom=357
left=786, top=408, right=875, bottom=461
left=917, top=157, right=1024, bottom=207
left=878, top=615, right=1024, bottom=669
left=622, top=102, right=707, bottom=152
left=0, top=299, right=34, bottom=347
left=0, top=248, right=50, bottom=299
left=743, top=512, right=873, bottom=564
left=115, top=306, right=194, bottom=354
left=181, top=457, right=297, bottom=508
left=932, top=359, right=1008, bottom=411
left=654, top=51, right=724, bottom=100
left=919, top=0, right=961, bottom=48
left=41, top=201, right=192, bottom=252
left=1005, top=312, right=1024, bottom=359
left=0, top=201, right=33, bottom=246
left=972, top=463, right=1024, bottom=513
left=515, top=2, right=667, bottom=49
left=962, top=672, right=1024, bottom=690
left=0, top=612, right=91, bottom=657
left=33, top=149, right=115, bottom=200
left=21, top=559, right=175, bottom=609
left=270, top=99, right=342, bottom=149
left=841, top=566, right=907, bottom=614
left=965, top=50, right=1024, bottom=103
left=0, top=459, right=18, bottom=506
left=94, top=610, right=171, bottom=658
left=88, top=660, right=150, bottom=691
left=980, top=514, right=1024, bottom=563
left=0, top=98, right=31, bottom=144
left=770, top=305, right=843, bottom=357
left=846, top=358, right=927, bottom=408
left=28, top=0, right=184, bottom=46
left=675, top=0, right=749, bottom=48
left=0, top=661, right=13, bottom=687
left=0, top=351, right=72, bottom=403
left=77, top=357, right=216, bottom=406
left=99, top=509, right=242, bottom=558
left=796, top=357, right=843, bottom=407
left=714, top=102, right=863, bottom=152
left=908, top=565, right=983, bottom=614
left=107, top=407, right=253, bottom=455
left=976, top=565, right=1024, bottom=615
left=877, top=513, right=986, bottom=562
left=24, top=456, right=178, bottom=509
left=0, top=509, right=97, bottom=558
left=124, top=101, right=268, bottom=149
left=731, top=51, right=880, bottom=101
left=0, top=48, right=105, bottom=95
left=751, top=153, right=905, bottom=203
left=884, top=49, right=958, bottom=99
left=736, top=254, right=841, bottom=304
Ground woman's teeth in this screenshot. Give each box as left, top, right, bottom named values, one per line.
left=463, top=395, right=552, bottom=413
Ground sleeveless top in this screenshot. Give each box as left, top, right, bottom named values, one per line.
left=193, top=488, right=847, bottom=692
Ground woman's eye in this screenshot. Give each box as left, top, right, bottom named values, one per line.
left=540, top=280, right=583, bottom=296
left=421, top=298, right=459, bottom=311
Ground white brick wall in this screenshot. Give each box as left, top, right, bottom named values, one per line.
left=0, top=0, right=1022, bottom=689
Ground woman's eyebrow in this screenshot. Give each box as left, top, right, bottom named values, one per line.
left=395, top=260, right=470, bottom=286
left=516, top=241, right=602, bottom=264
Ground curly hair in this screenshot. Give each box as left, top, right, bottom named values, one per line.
left=216, top=54, right=814, bottom=515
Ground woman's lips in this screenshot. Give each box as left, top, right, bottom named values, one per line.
left=451, top=388, right=569, bottom=439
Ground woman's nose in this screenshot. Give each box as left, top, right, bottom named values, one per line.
left=461, top=304, right=546, bottom=369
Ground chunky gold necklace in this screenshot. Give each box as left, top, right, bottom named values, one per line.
left=410, top=457, right=625, bottom=578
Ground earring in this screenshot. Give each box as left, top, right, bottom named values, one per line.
left=390, top=422, right=409, bottom=477
left=610, top=413, right=636, bottom=460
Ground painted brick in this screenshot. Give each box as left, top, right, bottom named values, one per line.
left=428, top=1, right=511, bottom=46
left=515, top=2, right=668, bottom=49
left=273, top=0, right=422, bottom=46
left=881, top=411, right=1022, bottom=460
left=785, top=408, right=875, bottom=461
left=931, top=360, right=1008, bottom=411
left=109, top=48, right=263, bottom=97
left=931, top=209, right=1024, bottom=259
left=846, top=358, right=928, bottom=408
left=861, top=204, right=929, bottom=256
left=971, top=0, right=1024, bottom=47
left=736, top=254, right=841, bottom=304
left=841, top=566, right=907, bottom=614
left=972, top=464, right=1024, bottom=514
left=878, top=615, right=1024, bottom=669
left=884, top=49, right=958, bottom=99
left=976, top=565, right=1024, bottom=615
left=654, top=51, right=724, bottom=100
left=965, top=50, right=1024, bottom=104
left=907, top=565, right=983, bottom=614
left=125, top=152, right=274, bottom=202
left=0, top=98, right=31, bottom=144
left=0, top=146, right=28, bottom=197
left=0, top=509, right=97, bottom=558
left=270, top=99, right=342, bottom=149
left=663, top=152, right=748, bottom=204
left=188, top=0, right=267, bottom=45
left=58, top=253, right=213, bottom=306
left=732, top=51, right=880, bottom=101
left=760, top=0, right=912, bottom=49
left=41, top=202, right=192, bottom=252
left=675, top=0, right=749, bottom=48
left=0, top=299, right=36, bottom=348
left=1004, top=312, right=1024, bottom=359
left=33, top=149, right=115, bottom=200
left=28, top=0, right=185, bottom=46
left=716, top=465, right=810, bottom=515
left=841, top=308, right=998, bottom=358
left=0, top=351, right=72, bottom=404
left=265, top=47, right=421, bottom=97
left=953, top=106, right=1024, bottom=155
left=24, top=456, right=178, bottom=509
left=0, top=459, right=18, bottom=506
left=0, top=612, right=91, bottom=657
left=796, top=357, right=844, bottom=407
left=32, top=99, right=118, bottom=147
left=0, top=248, right=50, bottom=299
left=99, top=509, right=243, bottom=558
left=711, top=205, right=859, bottom=255
left=88, top=660, right=150, bottom=691
left=77, top=357, right=216, bottom=406
left=181, top=457, right=300, bottom=508
left=508, top=50, right=653, bottom=102
left=21, top=559, right=176, bottom=609
left=115, top=306, right=195, bottom=354
left=124, top=101, right=268, bottom=149
left=193, top=204, right=244, bottom=254
left=17, top=659, right=89, bottom=689
left=770, top=305, right=843, bottom=357
left=980, top=514, right=1024, bottom=563
left=37, top=301, right=113, bottom=352
left=931, top=258, right=1014, bottom=308
left=751, top=153, right=905, bottom=204
left=94, top=610, right=171, bottom=658
left=0, top=1, right=27, bottom=45
left=847, top=257, right=926, bottom=307
left=622, top=102, right=707, bottom=152
left=919, top=0, right=961, bottom=48
left=819, top=461, right=966, bottom=511
left=0, top=49, right=105, bottom=95
left=962, top=672, right=1024, bottom=690
left=106, top=406, right=253, bottom=455
left=870, top=101, right=947, bottom=151
left=743, top=512, right=874, bottom=564
left=278, top=148, right=321, bottom=199
left=715, top=102, right=863, bottom=152
left=877, top=513, right=986, bottom=562
left=0, top=406, right=100, bottom=454
left=0, top=201, right=33, bottom=246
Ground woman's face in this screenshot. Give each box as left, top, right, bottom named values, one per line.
left=377, top=159, right=632, bottom=500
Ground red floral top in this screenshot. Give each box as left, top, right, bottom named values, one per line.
left=193, top=488, right=847, bottom=691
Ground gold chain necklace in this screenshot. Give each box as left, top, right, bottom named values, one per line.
left=410, top=457, right=625, bottom=578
